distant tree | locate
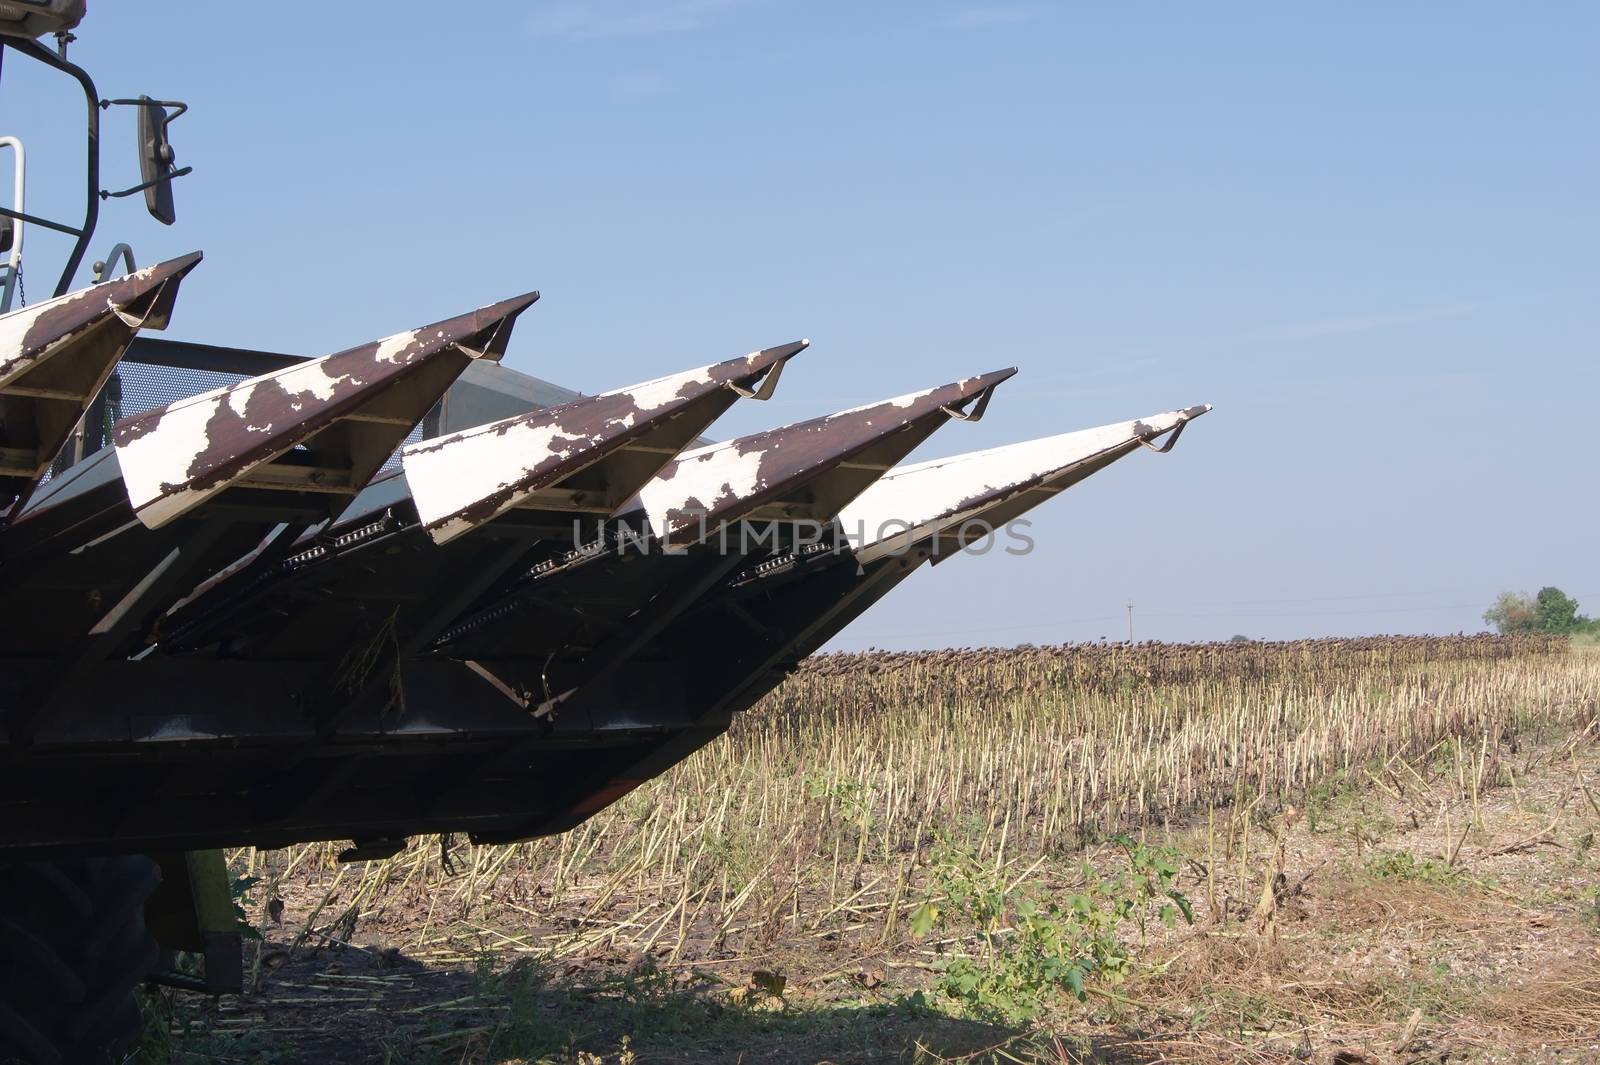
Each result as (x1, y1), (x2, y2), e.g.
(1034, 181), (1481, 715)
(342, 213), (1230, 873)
(1229, 634), (1252, 643)
(1485, 586), (1592, 635)
(1484, 591), (1536, 634)
(1534, 586), (1588, 634)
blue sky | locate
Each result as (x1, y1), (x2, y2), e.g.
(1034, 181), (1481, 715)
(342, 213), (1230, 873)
(4, 2), (1596, 647)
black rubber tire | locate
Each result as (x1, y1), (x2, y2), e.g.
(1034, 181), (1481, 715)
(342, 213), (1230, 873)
(0, 856), (163, 1065)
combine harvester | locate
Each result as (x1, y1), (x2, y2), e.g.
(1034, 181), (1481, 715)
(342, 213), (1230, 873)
(0, 5), (1210, 1061)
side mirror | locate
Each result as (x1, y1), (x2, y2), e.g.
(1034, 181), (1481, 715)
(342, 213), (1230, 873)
(101, 97), (192, 221)
(137, 96), (178, 225)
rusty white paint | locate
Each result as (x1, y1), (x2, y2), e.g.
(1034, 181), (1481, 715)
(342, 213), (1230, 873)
(0, 296), (73, 384)
(115, 390), (234, 528)
(0, 263), (164, 387)
(114, 292), (535, 528)
(631, 373), (1009, 542)
(828, 383), (940, 420)
(405, 418), (582, 544)
(636, 438), (768, 541)
(290, 360), (355, 403)
(818, 376), (996, 426)
(403, 356), (772, 545)
(116, 345), (414, 527)
(842, 406), (1211, 563)
(606, 363), (716, 422)
(374, 328), (422, 365)
(0, 315), (51, 386)
(604, 344), (796, 427)
(405, 345), (811, 545)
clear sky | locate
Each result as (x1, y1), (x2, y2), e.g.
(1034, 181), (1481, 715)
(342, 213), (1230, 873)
(4, 3), (1596, 648)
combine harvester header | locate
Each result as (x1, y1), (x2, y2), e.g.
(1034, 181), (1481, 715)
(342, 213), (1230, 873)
(0, 292), (1209, 853)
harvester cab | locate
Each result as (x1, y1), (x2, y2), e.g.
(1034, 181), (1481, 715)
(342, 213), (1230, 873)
(0, 11), (1210, 1064)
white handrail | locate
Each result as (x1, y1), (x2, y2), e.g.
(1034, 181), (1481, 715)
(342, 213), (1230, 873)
(0, 135), (23, 272)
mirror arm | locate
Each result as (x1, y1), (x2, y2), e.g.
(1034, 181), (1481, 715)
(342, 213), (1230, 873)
(102, 98), (188, 124)
(101, 166), (192, 200)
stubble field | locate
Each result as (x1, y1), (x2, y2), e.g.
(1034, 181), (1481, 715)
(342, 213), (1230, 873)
(141, 635), (1600, 1064)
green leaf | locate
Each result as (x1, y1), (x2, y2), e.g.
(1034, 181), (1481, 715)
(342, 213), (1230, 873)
(909, 901), (939, 939)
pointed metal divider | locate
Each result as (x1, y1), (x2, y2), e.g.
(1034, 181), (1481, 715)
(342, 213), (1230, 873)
(842, 404), (1212, 563)
(632, 368), (1017, 547)
(0, 252), (202, 518)
(113, 291), (539, 529)
(149, 340), (808, 672)
(404, 339), (807, 545)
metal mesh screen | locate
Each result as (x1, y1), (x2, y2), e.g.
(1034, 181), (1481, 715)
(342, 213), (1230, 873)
(114, 362), (249, 421)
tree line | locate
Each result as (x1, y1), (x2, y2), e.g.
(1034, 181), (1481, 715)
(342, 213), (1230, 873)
(1484, 586), (1597, 636)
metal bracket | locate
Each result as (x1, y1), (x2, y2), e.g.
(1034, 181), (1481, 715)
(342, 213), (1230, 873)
(727, 354), (787, 400)
(1137, 419), (1188, 454)
(462, 659), (534, 712)
(100, 166), (193, 201)
(941, 381), (999, 423)
(93, 241), (135, 283)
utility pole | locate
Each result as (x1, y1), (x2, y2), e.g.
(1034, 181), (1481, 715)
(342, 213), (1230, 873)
(1126, 602), (1134, 643)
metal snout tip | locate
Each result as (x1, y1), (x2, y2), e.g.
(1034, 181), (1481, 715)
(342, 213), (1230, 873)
(937, 367), (1016, 422)
(478, 290), (542, 320)
(748, 338), (809, 371)
(124, 249), (205, 286)
(967, 366), (1019, 391)
(731, 339), (808, 400)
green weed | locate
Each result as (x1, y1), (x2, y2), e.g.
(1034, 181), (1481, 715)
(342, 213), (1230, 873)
(1363, 850), (1460, 885)
(909, 835), (1191, 1022)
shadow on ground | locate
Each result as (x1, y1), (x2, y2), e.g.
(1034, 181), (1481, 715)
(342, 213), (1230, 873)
(137, 937), (1145, 1065)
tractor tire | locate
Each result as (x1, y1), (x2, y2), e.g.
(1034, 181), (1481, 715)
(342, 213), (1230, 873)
(0, 856), (163, 1065)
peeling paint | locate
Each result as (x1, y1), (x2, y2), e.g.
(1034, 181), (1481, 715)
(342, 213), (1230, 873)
(843, 404), (1211, 562)
(635, 368), (1017, 544)
(113, 291), (539, 529)
(0, 252), (201, 389)
(404, 340), (807, 544)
